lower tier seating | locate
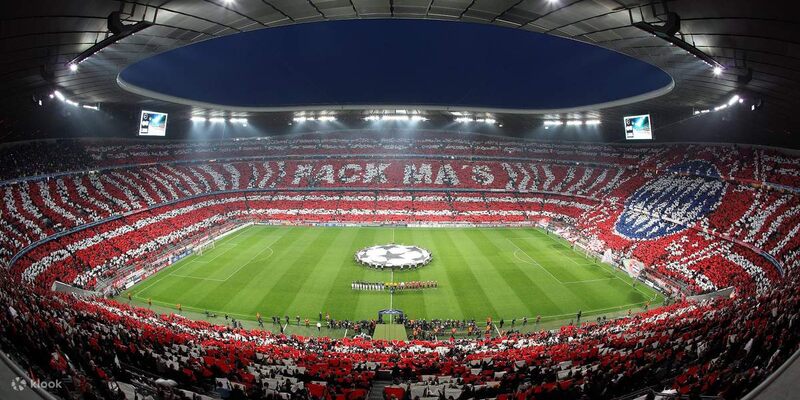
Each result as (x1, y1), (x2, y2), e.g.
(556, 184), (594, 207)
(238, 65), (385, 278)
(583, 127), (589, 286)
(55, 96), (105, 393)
(0, 268), (797, 399)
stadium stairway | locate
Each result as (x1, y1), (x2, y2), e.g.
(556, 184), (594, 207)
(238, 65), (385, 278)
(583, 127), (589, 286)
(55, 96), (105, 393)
(368, 379), (393, 400)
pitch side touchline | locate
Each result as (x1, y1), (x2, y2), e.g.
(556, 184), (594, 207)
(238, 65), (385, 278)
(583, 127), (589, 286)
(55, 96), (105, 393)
(167, 274), (227, 282)
(134, 286), (658, 325)
(561, 277), (615, 284)
(132, 296), (255, 318)
(134, 293), (658, 325)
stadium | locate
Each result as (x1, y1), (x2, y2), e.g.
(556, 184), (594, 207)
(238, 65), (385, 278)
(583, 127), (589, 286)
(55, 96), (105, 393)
(0, 1), (799, 400)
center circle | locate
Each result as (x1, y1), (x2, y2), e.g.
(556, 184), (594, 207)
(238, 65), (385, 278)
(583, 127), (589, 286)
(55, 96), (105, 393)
(355, 244), (432, 270)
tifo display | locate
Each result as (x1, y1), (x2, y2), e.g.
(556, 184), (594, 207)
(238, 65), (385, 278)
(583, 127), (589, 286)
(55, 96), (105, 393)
(0, 131), (798, 400)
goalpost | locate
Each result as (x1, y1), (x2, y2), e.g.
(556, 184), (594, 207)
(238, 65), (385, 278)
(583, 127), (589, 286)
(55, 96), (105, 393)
(195, 240), (215, 256)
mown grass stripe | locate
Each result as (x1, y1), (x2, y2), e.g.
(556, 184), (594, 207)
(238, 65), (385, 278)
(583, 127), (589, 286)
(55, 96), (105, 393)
(122, 226), (662, 323)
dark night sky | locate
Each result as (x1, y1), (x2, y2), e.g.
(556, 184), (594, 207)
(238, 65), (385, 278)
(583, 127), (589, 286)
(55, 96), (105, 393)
(120, 19), (673, 110)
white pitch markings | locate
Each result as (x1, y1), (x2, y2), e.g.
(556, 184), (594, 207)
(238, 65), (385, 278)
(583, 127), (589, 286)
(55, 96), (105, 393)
(219, 231), (285, 281)
(508, 238), (564, 284)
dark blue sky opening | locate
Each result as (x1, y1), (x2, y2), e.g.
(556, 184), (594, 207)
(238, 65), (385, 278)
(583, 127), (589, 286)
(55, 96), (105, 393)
(119, 19), (673, 110)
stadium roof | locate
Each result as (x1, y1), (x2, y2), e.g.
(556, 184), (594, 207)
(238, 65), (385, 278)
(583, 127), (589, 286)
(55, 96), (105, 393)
(1, 0), (798, 140)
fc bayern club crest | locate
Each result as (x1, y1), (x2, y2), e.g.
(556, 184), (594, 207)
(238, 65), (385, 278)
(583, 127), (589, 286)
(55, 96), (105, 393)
(615, 160), (726, 240)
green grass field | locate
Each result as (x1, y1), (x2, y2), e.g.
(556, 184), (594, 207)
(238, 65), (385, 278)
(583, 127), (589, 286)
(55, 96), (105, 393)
(124, 225), (661, 326)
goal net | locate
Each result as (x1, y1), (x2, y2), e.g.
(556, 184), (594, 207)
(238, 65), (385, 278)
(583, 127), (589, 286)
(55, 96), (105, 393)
(195, 241), (215, 256)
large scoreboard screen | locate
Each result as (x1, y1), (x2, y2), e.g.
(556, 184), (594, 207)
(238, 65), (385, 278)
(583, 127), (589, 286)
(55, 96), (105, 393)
(139, 110), (168, 137)
(624, 114), (653, 140)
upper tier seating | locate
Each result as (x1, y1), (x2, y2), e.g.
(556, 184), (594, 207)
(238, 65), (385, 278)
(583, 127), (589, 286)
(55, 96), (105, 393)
(3, 132), (800, 188)
(1, 151), (792, 297)
(0, 159), (624, 267)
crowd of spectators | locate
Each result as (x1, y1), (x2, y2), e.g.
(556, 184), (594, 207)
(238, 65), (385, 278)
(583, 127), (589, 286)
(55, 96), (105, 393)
(3, 133), (800, 189)
(1, 266), (798, 399)
(1, 133), (800, 399)
(0, 139), (89, 181)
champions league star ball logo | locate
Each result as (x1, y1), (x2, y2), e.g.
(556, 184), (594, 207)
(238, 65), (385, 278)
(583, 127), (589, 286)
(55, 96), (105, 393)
(615, 160), (726, 240)
(356, 244), (432, 269)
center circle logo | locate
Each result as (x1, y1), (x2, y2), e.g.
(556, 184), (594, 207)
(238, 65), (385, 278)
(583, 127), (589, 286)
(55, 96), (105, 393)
(11, 377), (27, 391)
(615, 160), (726, 240)
(355, 244), (432, 269)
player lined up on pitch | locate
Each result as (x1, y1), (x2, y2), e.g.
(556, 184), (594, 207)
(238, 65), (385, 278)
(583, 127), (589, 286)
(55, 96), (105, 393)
(351, 280), (438, 291)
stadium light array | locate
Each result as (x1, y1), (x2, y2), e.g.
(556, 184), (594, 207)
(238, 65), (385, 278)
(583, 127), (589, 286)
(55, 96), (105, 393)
(454, 116), (496, 125)
(543, 119), (600, 128)
(713, 66), (723, 76)
(363, 114), (427, 122)
(191, 116), (247, 125)
(293, 114), (337, 123)
(65, 12), (152, 68)
(695, 94), (744, 115)
(45, 89), (102, 111)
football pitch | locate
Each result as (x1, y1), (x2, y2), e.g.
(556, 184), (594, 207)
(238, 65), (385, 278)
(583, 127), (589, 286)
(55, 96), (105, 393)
(124, 225), (662, 326)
